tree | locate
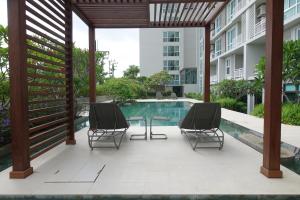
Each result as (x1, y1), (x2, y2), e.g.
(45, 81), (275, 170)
(255, 40), (300, 102)
(214, 79), (261, 101)
(73, 47), (107, 97)
(145, 71), (172, 92)
(0, 25), (9, 108)
(123, 65), (140, 79)
(98, 78), (146, 102)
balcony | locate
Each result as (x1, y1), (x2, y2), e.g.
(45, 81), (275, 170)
(284, 3), (300, 21)
(254, 18), (266, 37)
(225, 74), (232, 80)
(234, 68), (244, 80)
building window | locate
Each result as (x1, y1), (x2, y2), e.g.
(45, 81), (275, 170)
(180, 68), (197, 84)
(296, 28), (300, 40)
(163, 32), (180, 42)
(284, 0), (300, 20)
(227, 0), (236, 23)
(225, 58), (231, 76)
(226, 26), (237, 50)
(215, 38), (221, 56)
(169, 74), (180, 85)
(163, 46), (180, 56)
(215, 15), (222, 33)
(163, 60), (180, 71)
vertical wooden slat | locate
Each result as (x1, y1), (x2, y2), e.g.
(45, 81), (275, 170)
(89, 26), (96, 103)
(260, 0), (283, 178)
(65, 0), (76, 145)
(8, 0), (33, 179)
(204, 24), (211, 103)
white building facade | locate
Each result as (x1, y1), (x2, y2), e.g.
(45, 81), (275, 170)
(140, 28), (203, 97)
(205, 0), (300, 112)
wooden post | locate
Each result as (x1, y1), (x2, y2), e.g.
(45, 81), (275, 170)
(89, 26), (96, 103)
(260, 0), (283, 178)
(65, 0), (76, 145)
(204, 24), (211, 102)
(8, 0), (33, 179)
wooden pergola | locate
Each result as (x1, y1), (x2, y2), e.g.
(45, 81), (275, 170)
(8, 0), (283, 179)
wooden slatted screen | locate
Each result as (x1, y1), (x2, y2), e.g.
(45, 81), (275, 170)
(24, 0), (73, 159)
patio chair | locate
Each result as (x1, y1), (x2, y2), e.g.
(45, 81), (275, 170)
(170, 92), (177, 99)
(87, 103), (130, 150)
(156, 91), (163, 99)
(179, 103), (224, 150)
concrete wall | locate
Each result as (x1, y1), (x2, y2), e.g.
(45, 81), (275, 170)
(244, 44), (265, 79)
(183, 84), (199, 94)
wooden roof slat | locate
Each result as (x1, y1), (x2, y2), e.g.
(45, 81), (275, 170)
(200, 2), (217, 24)
(186, 2), (199, 25)
(71, 0), (228, 28)
(182, 3), (193, 24)
(163, 3), (169, 26)
(168, 3), (175, 25)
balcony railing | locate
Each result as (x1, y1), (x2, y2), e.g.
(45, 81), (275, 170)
(234, 68), (244, 79)
(210, 75), (218, 84)
(225, 74), (232, 80)
(254, 18), (266, 37)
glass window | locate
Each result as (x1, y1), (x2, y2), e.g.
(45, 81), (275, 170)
(297, 28), (300, 39)
(227, 0), (236, 22)
(284, 0), (300, 20)
(215, 38), (221, 56)
(163, 46), (180, 56)
(226, 27), (236, 50)
(169, 74), (180, 85)
(163, 60), (180, 71)
(225, 58), (231, 75)
(215, 16), (221, 33)
(163, 31), (180, 42)
(180, 68), (197, 84)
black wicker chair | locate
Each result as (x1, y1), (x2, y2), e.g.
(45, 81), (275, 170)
(179, 103), (224, 150)
(87, 103), (129, 150)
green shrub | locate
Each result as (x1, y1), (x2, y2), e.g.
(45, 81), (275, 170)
(97, 78), (146, 102)
(251, 104), (264, 118)
(251, 103), (300, 126)
(185, 92), (203, 100)
(216, 98), (247, 113)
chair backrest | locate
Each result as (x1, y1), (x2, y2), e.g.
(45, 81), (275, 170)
(156, 91), (163, 99)
(89, 103), (129, 130)
(171, 92), (177, 98)
(180, 103), (221, 130)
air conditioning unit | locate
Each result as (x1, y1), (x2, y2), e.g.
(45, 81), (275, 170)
(257, 4), (266, 18)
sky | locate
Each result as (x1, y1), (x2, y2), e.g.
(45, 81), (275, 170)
(0, 0), (140, 77)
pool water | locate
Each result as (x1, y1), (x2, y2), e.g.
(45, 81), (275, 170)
(120, 101), (191, 126)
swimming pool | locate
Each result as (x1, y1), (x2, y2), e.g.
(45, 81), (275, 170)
(120, 101), (191, 126)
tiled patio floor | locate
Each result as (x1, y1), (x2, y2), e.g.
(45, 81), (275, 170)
(0, 126), (300, 195)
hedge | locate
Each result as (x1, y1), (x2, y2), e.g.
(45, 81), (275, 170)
(251, 103), (300, 126)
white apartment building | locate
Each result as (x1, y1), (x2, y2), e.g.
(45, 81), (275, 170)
(202, 0), (300, 112)
(140, 28), (203, 97)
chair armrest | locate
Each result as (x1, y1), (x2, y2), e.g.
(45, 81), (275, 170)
(152, 116), (170, 121)
(127, 116), (145, 121)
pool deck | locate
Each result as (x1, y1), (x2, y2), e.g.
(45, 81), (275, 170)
(0, 126), (300, 195)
